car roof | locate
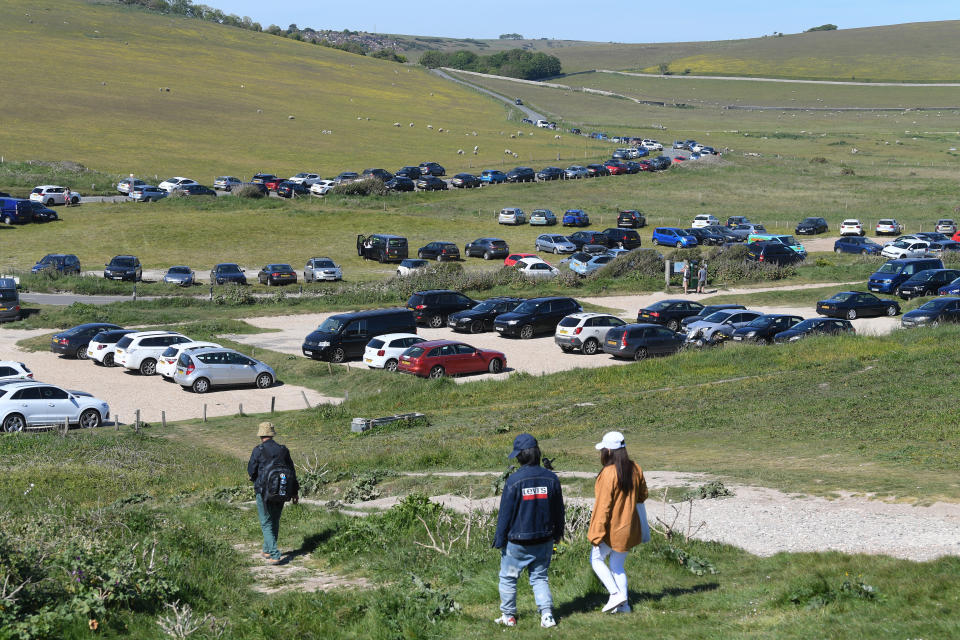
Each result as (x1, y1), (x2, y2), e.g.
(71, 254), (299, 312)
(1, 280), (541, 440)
(127, 330), (184, 338)
(565, 312), (619, 320)
(414, 289), (462, 295)
(184, 346), (242, 356)
(111, 254), (138, 259)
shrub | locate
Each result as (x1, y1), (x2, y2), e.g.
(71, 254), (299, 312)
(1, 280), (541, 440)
(840, 167), (855, 175)
(236, 184), (265, 198)
(592, 248), (664, 279)
(810, 157), (828, 164)
(328, 178), (386, 197)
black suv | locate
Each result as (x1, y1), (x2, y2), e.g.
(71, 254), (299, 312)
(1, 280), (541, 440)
(684, 227), (725, 246)
(647, 156), (671, 171)
(602, 228), (642, 249)
(418, 162), (446, 177)
(568, 231), (612, 250)
(731, 314), (804, 344)
(363, 168), (394, 181)
(505, 167), (535, 183)
(585, 164), (610, 177)
(494, 297), (583, 339)
(637, 299), (705, 332)
(448, 297), (524, 333)
(357, 234), (409, 262)
(464, 238), (509, 259)
(276, 181), (309, 198)
(895, 268), (960, 300)
(32, 253), (80, 275)
(418, 241), (460, 261)
(384, 177), (415, 192)
(104, 255), (142, 282)
(617, 210), (646, 228)
(745, 242), (804, 266)
(395, 166), (423, 180)
(407, 290), (477, 328)
(796, 217), (828, 235)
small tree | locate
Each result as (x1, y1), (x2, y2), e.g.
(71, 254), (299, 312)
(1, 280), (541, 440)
(806, 24), (838, 32)
(658, 62), (672, 75)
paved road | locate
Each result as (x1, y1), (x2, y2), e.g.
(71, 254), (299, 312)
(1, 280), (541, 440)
(21, 292), (143, 306)
(597, 69), (960, 88)
(430, 68), (547, 122)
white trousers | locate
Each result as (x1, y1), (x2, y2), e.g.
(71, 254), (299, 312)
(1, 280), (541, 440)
(590, 542), (628, 597)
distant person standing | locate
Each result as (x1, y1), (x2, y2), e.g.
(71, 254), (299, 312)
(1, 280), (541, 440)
(247, 421), (299, 565)
(697, 262), (708, 294)
(681, 262), (690, 293)
(63, 187), (72, 207)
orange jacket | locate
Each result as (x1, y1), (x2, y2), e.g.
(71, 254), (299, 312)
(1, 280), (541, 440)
(587, 462), (648, 552)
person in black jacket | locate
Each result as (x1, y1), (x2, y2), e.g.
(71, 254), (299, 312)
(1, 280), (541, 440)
(492, 433), (565, 628)
(247, 421), (298, 565)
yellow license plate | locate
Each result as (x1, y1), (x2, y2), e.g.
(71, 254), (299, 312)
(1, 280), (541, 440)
(364, 358), (372, 363)
(607, 340), (617, 345)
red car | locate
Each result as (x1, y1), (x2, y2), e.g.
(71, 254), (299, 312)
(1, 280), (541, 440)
(604, 161), (626, 175)
(397, 339), (506, 378)
(953, 230), (960, 243)
(504, 253), (537, 266)
(264, 178), (285, 191)
(637, 160), (654, 172)
(672, 156), (687, 163)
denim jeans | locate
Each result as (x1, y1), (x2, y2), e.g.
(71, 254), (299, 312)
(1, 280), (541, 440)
(256, 494), (284, 560)
(498, 540), (554, 616)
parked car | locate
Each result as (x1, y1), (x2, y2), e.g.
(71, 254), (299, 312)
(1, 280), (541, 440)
(415, 176), (448, 191)
(156, 341), (222, 379)
(641, 139), (663, 151)
(357, 233), (409, 263)
(418, 241), (460, 261)
(745, 242), (804, 266)
(729, 223), (768, 241)
(529, 209), (558, 226)
(567, 253), (613, 276)
(816, 291), (899, 319)
(174, 348), (275, 393)
(398, 340), (506, 378)
(894, 269), (960, 299)
(726, 216), (750, 228)
(562, 209), (590, 227)
(494, 297), (583, 339)
(638, 299), (705, 332)
(450, 173), (480, 188)
(795, 217), (829, 235)
(691, 214), (720, 228)
(129, 185), (168, 202)
(302, 308), (417, 362)
(774, 318), (854, 342)
(680, 304), (746, 330)
(602, 228), (642, 250)
(362, 168), (394, 182)
(397, 258), (429, 277)
(617, 210), (646, 228)
(747, 233), (807, 258)
(213, 176), (243, 191)
(157, 177), (198, 192)
(498, 208), (526, 225)
(29, 185), (80, 205)
(901, 297), (960, 328)
(0, 362), (32, 382)
(32, 253), (80, 275)
(516, 257), (559, 280)
(554, 313), (626, 354)
(935, 219), (958, 235)
(938, 276), (960, 296)
(103, 255), (141, 282)
(927, 241), (960, 257)
(384, 177), (415, 192)
(875, 219), (904, 236)
(115, 331), (191, 375)
(0, 382), (110, 432)
(703, 225), (742, 243)
(117, 178), (147, 194)
(448, 297), (524, 333)
(465, 238), (509, 260)
(647, 156), (672, 171)
(585, 164), (610, 177)
(684, 227), (724, 246)
(604, 160), (627, 175)
(407, 290), (476, 327)
(86, 329), (136, 366)
(310, 179), (337, 195)
(0, 278), (19, 323)
(834, 236), (883, 255)
(564, 166), (589, 179)
(304, 257), (343, 282)
(868, 258), (944, 294)
(334, 171), (361, 184)
(418, 162), (446, 177)
(881, 239), (930, 260)
(535, 234), (576, 254)
(730, 314), (804, 344)
(912, 232), (950, 243)
(505, 253), (538, 267)
(51, 323), (123, 360)
(685, 309), (762, 346)
(505, 167), (535, 183)
(276, 181), (309, 198)
(163, 266), (195, 286)
(602, 323), (684, 360)
(210, 263), (247, 285)
(25, 201), (58, 222)
(257, 264), (297, 286)
(287, 172), (321, 186)
(480, 169), (508, 184)
(839, 219), (865, 236)
(653, 227), (698, 248)
(363, 334), (427, 371)
(174, 184), (216, 197)
(250, 173), (278, 185)
(536, 167), (564, 181)
(568, 231), (611, 250)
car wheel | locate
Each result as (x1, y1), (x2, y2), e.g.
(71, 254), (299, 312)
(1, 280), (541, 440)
(429, 365), (445, 379)
(846, 309), (857, 320)
(191, 377), (211, 394)
(78, 409), (101, 429)
(860, 249), (868, 255)
(103, 353), (115, 366)
(519, 325), (534, 340)
(489, 358), (504, 373)
(384, 359), (398, 372)
(139, 358), (157, 375)
(428, 314), (444, 328)
(470, 320), (484, 334)
(46, 198), (55, 205)
(930, 320), (940, 328)
(418, 251), (424, 258)
(554, 247), (559, 254)
(667, 319), (679, 332)
(75, 346), (89, 360)
(255, 372), (273, 389)
(484, 252), (491, 260)
(329, 347), (346, 363)
(676, 241), (683, 248)
(71, 196), (80, 205)
(583, 338), (599, 355)
(634, 347), (648, 361)
(886, 305), (897, 316)
(2, 215), (11, 225)
(2, 413), (25, 433)
(378, 253), (385, 263)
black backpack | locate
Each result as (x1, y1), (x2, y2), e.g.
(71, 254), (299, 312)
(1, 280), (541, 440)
(259, 444), (297, 504)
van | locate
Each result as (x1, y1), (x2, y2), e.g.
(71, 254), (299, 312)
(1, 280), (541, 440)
(747, 233), (806, 257)
(301, 308), (417, 362)
(867, 257), (944, 294)
(0, 198), (33, 225)
(0, 278), (20, 322)
(357, 234), (409, 263)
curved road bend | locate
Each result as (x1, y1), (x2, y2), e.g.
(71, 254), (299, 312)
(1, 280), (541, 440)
(430, 69), (547, 122)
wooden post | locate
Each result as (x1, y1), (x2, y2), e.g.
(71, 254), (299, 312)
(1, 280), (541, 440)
(270, 396), (276, 414)
(664, 259), (671, 289)
(135, 409), (141, 433)
(326, 361), (332, 375)
(115, 414), (120, 431)
(239, 403), (243, 416)
(301, 390), (311, 408)
(203, 404), (207, 423)
(161, 411), (166, 429)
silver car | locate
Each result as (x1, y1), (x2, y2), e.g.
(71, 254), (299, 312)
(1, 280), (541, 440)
(163, 266), (195, 286)
(304, 257), (343, 282)
(565, 165), (588, 179)
(174, 347), (275, 394)
(685, 310), (762, 346)
(0, 381), (109, 431)
(213, 176), (243, 191)
(535, 234), (577, 254)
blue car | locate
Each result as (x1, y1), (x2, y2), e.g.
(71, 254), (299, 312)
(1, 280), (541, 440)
(562, 209), (590, 227)
(480, 170), (507, 184)
(938, 276), (960, 296)
(652, 227), (698, 248)
(834, 236), (882, 255)
(567, 252), (614, 276)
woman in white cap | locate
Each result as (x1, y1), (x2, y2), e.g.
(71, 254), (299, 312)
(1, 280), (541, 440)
(587, 430), (649, 613)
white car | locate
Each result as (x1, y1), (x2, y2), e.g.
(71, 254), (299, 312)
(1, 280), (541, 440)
(114, 331), (192, 375)
(304, 257), (343, 282)
(29, 185), (80, 206)
(515, 257), (559, 280)
(156, 341), (222, 379)
(0, 381), (110, 431)
(288, 172), (322, 186)
(117, 178), (147, 194)
(397, 259), (429, 277)
(641, 139), (663, 151)
(0, 361), (33, 381)
(363, 333), (426, 371)
(839, 219), (865, 237)
(691, 214), (720, 228)
(554, 312), (626, 355)
(564, 166), (589, 179)
(498, 208), (526, 225)
(310, 180), (336, 196)
(213, 176), (243, 191)
(86, 329), (135, 366)
(875, 219), (904, 236)
(880, 240), (930, 259)
(158, 177), (198, 192)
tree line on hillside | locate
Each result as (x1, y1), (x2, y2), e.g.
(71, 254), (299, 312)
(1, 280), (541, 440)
(418, 49), (562, 80)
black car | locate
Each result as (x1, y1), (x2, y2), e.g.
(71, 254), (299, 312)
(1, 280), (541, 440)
(505, 167), (536, 183)
(568, 231), (612, 250)
(51, 322), (123, 359)
(210, 263), (247, 285)
(816, 291), (899, 319)
(494, 297), (583, 339)
(418, 241), (460, 261)
(895, 269), (960, 299)
(796, 217), (829, 235)
(384, 177), (415, 192)
(647, 156), (671, 171)
(617, 210), (646, 228)
(415, 176), (448, 191)
(334, 171), (360, 184)
(276, 181), (309, 198)
(585, 164), (610, 177)
(464, 238), (509, 260)
(602, 228), (642, 250)
(251, 173), (278, 184)
(731, 314), (804, 344)
(419, 162), (446, 177)
(257, 263), (297, 286)
(362, 168), (394, 182)
(104, 255), (142, 282)
(407, 290), (477, 328)
(680, 304), (746, 330)
(536, 167), (564, 181)
(27, 201), (59, 222)
(622, 161), (643, 174)
(703, 225), (741, 243)
(602, 323), (684, 360)
(450, 173), (480, 188)
(448, 297), (524, 333)
(395, 166), (422, 180)
(901, 297), (960, 327)
(774, 318), (854, 343)
(745, 242), (805, 266)
(684, 228), (724, 246)
(176, 184), (217, 196)
(303, 308), (416, 362)
(637, 299), (705, 332)
(358, 234), (408, 262)
(834, 236), (882, 255)
(32, 253), (80, 275)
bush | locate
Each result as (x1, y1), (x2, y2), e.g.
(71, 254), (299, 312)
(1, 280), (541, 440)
(328, 178), (386, 197)
(236, 184), (265, 198)
(592, 248), (664, 279)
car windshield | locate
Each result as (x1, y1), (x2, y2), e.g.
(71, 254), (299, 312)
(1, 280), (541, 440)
(570, 253), (590, 262)
(513, 300), (540, 314)
(160, 346), (179, 357)
(38, 254), (56, 264)
(110, 257), (135, 267)
(317, 317), (344, 333)
(746, 316), (775, 329)
(550, 236), (567, 242)
(702, 311), (735, 323)
(912, 271), (937, 281)
(791, 319), (819, 332)
(778, 236), (798, 245)
(472, 300), (500, 312)
(270, 264), (292, 271)
(918, 298), (952, 311)
(219, 264), (241, 274)
(367, 338), (385, 349)
(828, 293), (855, 302)
(314, 260), (335, 268)
(404, 346), (425, 358)
(876, 263), (902, 274)
(801, 218), (819, 224)
(168, 267), (190, 274)
(879, 220), (894, 225)
(387, 239), (405, 247)
(646, 301), (674, 311)
(0, 290), (16, 302)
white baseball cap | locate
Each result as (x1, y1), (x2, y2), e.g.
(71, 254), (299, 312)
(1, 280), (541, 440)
(595, 431), (625, 451)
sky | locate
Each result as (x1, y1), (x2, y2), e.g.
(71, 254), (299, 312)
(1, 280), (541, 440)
(210, 1), (958, 42)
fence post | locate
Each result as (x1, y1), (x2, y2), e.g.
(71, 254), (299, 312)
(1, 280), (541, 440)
(270, 396), (276, 414)
(115, 414), (120, 431)
(301, 390), (311, 409)
(134, 409), (141, 433)
(238, 403), (243, 417)
(664, 259), (670, 289)
(161, 411), (166, 429)
(203, 404), (207, 423)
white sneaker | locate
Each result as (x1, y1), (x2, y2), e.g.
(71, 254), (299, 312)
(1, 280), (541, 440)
(494, 614), (517, 627)
(540, 612), (556, 628)
(601, 593), (627, 613)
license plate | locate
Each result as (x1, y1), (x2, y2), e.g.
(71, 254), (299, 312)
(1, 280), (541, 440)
(822, 305), (831, 309)
(607, 340), (617, 346)
(87, 349), (95, 356)
(176, 368), (184, 375)
(364, 358), (372, 363)
(733, 336), (742, 341)
(869, 287), (879, 292)
(304, 350), (313, 355)
(496, 326), (504, 332)
(558, 329), (569, 335)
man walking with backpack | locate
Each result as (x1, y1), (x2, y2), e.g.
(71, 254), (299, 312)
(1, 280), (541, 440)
(247, 422), (299, 565)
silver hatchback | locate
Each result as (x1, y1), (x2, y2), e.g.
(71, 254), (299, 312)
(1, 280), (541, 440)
(173, 347), (275, 394)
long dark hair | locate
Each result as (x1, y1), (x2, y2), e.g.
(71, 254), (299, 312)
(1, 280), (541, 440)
(600, 447), (634, 493)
